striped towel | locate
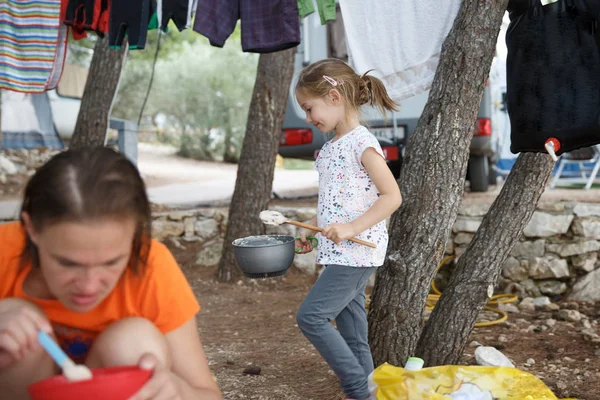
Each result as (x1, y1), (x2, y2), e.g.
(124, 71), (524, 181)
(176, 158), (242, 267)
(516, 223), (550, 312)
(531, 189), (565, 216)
(0, 0), (65, 93)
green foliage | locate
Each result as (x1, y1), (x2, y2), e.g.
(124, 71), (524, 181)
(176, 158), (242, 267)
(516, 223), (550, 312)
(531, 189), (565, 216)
(112, 23), (258, 162)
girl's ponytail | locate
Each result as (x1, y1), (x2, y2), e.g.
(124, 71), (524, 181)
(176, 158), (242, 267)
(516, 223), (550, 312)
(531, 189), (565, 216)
(359, 70), (400, 116)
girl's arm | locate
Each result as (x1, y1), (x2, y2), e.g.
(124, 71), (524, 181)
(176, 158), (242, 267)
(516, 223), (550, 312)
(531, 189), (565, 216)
(351, 147), (403, 233)
(324, 147), (402, 244)
(166, 317), (222, 399)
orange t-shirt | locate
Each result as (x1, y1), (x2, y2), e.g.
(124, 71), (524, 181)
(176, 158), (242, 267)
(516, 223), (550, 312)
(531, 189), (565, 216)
(0, 221), (200, 363)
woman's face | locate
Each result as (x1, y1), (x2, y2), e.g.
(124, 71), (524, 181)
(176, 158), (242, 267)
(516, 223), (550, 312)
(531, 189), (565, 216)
(23, 214), (136, 313)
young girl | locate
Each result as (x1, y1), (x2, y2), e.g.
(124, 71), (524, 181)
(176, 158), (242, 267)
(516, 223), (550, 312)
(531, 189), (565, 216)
(0, 147), (221, 400)
(294, 59), (402, 400)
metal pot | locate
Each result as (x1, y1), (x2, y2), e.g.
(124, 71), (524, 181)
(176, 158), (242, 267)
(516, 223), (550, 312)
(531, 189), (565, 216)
(232, 235), (296, 279)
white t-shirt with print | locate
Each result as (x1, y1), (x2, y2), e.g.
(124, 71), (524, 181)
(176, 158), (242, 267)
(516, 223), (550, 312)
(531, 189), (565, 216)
(314, 125), (388, 267)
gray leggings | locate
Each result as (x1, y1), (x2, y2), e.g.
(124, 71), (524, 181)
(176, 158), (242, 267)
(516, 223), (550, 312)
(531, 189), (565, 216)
(296, 264), (377, 400)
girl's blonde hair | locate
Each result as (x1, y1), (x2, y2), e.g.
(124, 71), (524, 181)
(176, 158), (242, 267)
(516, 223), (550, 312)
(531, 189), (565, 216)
(295, 58), (399, 116)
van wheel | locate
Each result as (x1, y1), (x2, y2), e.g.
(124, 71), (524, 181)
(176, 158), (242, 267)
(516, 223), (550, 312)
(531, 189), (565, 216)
(468, 155), (489, 192)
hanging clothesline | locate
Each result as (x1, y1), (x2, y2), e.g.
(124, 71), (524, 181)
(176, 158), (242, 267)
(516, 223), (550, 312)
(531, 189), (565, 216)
(0, 0), (336, 94)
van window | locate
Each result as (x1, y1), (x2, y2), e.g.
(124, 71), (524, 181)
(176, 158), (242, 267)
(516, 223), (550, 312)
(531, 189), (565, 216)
(327, 5), (348, 62)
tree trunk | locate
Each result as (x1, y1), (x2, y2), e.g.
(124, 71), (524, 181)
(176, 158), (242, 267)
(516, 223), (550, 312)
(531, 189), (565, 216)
(217, 49), (295, 282)
(368, 0), (508, 367)
(416, 153), (554, 365)
(70, 36), (128, 149)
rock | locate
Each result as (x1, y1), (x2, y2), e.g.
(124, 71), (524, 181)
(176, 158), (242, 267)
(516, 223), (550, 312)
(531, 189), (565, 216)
(0, 155), (18, 175)
(194, 219), (219, 240)
(511, 239), (546, 258)
(168, 210), (196, 221)
(546, 240), (600, 257)
(526, 358), (536, 366)
(572, 217), (600, 240)
(243, 365), (261, 375)
(184, 217), (195, 237)
(498, 335), (508, 343)
(469, 341), (483, 348)
(455, 247), (467, 259)
(195, 239), (224, 266)
(569, 268), (600, 302)
(544, 303), (560, 311)
(454, 233), (474, 245)
(558, 309), (582, 322)
(504, 282), (526, 298)
(523, 212), (573, 238)
(502, 257), (529, 282)
(533, 296), (551, 308)
(453, 216), (482, 233)
(560, 302), (579, 310)
(520, 279), (543, 298)
(538, 280), (567, 296)
(571, 252), (598, 273)
(537, 202), (568, 212)
(582, 319), (592, 329)
(498, 302), (520, 314)
(458, 204), (490, 217)
(573, 203), (600, 217)
(528, 257), (570, 279)
(518, 297), (535, 312)
(445, 239), (454, 255)
(545, 318), (557, 328)
(293, 251), (318, 276)
(595, 349), (600, 357)
(474, 346), (514, 368)
(295, 208), (317, 222)
(0, 173), (6, 184)
(152, 219), (185, 241)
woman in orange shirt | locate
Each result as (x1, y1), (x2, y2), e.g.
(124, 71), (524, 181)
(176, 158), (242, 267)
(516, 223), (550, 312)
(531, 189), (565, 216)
(0, 147), (221, 400)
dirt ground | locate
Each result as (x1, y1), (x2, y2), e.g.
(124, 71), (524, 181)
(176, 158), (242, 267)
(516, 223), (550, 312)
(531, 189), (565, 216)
(167, 239), (600, 400)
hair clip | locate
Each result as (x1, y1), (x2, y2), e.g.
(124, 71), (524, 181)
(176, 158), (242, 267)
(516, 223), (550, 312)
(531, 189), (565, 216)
(323, 75), (340, 86)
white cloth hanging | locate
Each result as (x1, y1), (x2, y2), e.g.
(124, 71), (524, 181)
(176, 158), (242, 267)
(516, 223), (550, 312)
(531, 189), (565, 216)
(339, 0), (461, 101)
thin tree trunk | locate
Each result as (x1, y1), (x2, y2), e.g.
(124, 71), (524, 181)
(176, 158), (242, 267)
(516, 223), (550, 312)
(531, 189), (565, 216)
(368, 0), (508, 367)
(70, 36), (128, 149)
(416, 152), (554, 365)
(218, 49), (295, 282)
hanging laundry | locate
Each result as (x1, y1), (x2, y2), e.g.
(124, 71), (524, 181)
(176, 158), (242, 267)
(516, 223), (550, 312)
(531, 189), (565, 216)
(0, 0), (67, 93)
(339, 0), (461, 102)
(193, 0), (300, 53)
(63, 0), (110, 39)
(157, 0), (196, 31)
(506, 0), (600, 157)
(297, 0), (336, 25)
(109, 0), (152, 49)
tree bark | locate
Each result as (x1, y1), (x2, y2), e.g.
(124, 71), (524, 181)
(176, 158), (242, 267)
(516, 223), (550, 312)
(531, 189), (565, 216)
(217, 49), (295, 282)
(70, 36), (128, 149)
(368, 0), (508, 367)
(416, 153), (554, 365)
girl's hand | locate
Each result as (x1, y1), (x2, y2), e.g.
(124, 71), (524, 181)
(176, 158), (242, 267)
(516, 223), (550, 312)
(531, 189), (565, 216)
(0, 299), (53, 369)
(323, 223), (357, 245)
(128, 353), (181, 400)
(295, 228), (316, 254)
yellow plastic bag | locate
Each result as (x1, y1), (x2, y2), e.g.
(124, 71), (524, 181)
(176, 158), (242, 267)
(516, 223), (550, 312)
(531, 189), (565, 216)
(369, 363), (577, 400)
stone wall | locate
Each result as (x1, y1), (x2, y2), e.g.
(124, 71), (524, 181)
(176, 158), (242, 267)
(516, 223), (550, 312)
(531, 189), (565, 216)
(152, 202), (600, 303)
(450, 202), (600, 303)
(4, 201), (598, 302)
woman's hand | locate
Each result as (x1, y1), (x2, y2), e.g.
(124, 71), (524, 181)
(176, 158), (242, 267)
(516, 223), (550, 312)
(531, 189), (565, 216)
(323, 223), (357, 245)
(128, 353), (181, 400)
(0, 299), (53, 369)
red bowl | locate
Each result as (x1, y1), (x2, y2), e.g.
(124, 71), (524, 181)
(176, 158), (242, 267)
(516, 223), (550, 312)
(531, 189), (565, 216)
(28, 365), (152, 400)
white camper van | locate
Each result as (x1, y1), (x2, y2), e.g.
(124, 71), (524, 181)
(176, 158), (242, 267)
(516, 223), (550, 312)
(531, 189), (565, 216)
(279, 5), (502, 192)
